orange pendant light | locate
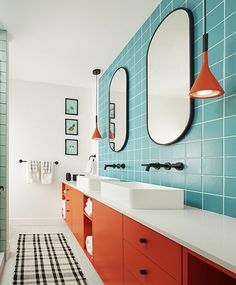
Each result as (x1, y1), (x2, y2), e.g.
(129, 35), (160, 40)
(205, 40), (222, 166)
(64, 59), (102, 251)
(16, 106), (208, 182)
(189, 0), (224, 99)
(92, 69), (102, 140)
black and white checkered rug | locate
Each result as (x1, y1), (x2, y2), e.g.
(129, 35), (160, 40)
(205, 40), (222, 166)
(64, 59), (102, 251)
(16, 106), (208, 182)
(13, 233), (88, 284)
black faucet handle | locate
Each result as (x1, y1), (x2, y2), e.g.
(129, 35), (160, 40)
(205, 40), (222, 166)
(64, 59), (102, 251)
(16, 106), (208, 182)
(163, 162), (172, 170)
(171, 162), (184, 171)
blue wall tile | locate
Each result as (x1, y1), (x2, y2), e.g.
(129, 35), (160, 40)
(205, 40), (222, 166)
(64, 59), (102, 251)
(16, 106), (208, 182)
(202, 139), (223, 157)
(226, 12), (236, 37)
(225, 158), (236, 177)
(204, 100), (223, 121)
(226, 33), (236, 57)
(203, 176), (223, 195)
(225, 178), (236, 198)
(185, 191), (202, 209)
(186, 175), (202, 192)
(203, 119), (223, 139)
(224, 198), (236, 218)
(225, 74), (236, 97)
(99, 0), (236, 218)
(203, 194), (223, 214)
(226, 0), (236, 16)
(225, 116), (236, 136)
(202, 158), (223, 176)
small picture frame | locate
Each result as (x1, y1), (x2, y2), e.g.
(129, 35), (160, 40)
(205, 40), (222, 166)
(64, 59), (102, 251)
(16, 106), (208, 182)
(110, 142), (115, 151)
(110, 122), (115, 139)
(65, 119), (78, 135)
(109, 103), (115, 119)
(65, 139), (78, 155)
(65, 98), (78, 115)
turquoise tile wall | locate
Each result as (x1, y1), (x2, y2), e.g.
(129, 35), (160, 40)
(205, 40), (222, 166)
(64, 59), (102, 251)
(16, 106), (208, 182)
(98, 0), (236, 218)
(0, 30), (7, 251)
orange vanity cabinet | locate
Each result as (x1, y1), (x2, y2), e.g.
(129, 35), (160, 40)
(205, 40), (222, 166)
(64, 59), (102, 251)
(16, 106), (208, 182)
(93, 200), (123, 285)
(71, 188), (84, 247)
(62, 183), (236, 285)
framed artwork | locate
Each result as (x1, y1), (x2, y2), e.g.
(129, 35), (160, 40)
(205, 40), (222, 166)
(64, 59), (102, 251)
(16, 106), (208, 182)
(65, 119), (78, 135)
(109, 103), (115, 119)
(65, 98), (78, 115)
(110, 122), (115, 139)
(65, 139), (78, 155)
(110, 142), (115, 151)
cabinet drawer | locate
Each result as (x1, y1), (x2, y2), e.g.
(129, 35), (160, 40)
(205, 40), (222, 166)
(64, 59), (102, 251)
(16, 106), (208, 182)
(124, 267), (142, 285)
(123, 216), (182, 282)
(124, 241), (180, 285)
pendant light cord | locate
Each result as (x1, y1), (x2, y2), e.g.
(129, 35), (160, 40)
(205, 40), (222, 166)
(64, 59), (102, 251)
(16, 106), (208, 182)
(95, 73), (98, 117)
(202, 0), (208, 52)
(204, 0), (206, 34)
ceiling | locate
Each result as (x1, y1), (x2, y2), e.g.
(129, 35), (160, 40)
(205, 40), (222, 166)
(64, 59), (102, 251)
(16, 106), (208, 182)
(0, 0), (161, 88)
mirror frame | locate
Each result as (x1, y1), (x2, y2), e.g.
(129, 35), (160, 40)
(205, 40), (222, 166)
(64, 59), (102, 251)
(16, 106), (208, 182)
(146, 8), (194, 145)
(108, 67), (129, 152)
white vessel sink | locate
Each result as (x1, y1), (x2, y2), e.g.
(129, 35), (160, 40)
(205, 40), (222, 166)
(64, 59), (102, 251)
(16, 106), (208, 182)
(101, 181), (184, 209)
(77, 175), (118, 191)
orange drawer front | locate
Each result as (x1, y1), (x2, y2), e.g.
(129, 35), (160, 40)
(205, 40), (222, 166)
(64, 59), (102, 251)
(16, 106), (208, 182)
(123, 216), (182, 282)
(124, 241), (180, 285)
(124, 267), (142, 285)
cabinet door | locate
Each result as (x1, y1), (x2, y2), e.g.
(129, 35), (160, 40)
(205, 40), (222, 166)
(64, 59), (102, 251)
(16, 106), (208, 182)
(71, 189), (84, 247)
(65, 186), (72, 228)
(93, 200), (123, 285)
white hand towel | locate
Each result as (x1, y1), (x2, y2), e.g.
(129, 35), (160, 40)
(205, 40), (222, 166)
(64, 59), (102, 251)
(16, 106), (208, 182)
(27, 160), (40, 183)
(91, 160), (97, 175)
(85, 159), (97, 174)
(86, 236), (93, 255)
(85, 206), (92, 217)
(85, 159), (93, 173)
(86, 198), (92, 208)
(41, 161), (53, 184)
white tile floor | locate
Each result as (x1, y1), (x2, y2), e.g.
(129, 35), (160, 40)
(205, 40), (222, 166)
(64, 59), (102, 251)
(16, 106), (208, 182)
(0, 220), (104, 285)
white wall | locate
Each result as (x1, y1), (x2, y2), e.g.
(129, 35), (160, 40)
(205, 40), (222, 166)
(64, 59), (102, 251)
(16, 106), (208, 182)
(9, 79), (93, 221)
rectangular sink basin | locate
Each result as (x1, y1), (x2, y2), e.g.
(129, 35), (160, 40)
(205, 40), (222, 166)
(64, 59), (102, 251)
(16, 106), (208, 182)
(101, 181), (184, 209)
(77, 175), (118, 191)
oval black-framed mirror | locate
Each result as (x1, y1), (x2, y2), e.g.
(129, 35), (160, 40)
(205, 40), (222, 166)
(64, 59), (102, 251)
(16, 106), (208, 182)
(147, 8), (194, 145)
(108, 67), (128, 152)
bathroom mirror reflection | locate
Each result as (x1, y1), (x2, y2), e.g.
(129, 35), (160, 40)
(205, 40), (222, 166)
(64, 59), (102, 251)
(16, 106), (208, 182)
(109, 67), (128, 152)
(147, 8), (194, 145)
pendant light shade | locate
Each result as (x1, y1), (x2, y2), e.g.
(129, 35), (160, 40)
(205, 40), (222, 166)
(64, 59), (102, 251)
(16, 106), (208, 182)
(189, 51), (224, 99)
(92, 69), (102, 140)
(92, 116), (102, 140)
(189, 0), (224, 99)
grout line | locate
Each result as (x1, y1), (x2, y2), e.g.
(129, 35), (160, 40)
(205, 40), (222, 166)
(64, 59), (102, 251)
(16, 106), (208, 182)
(222, 0), (226, 215)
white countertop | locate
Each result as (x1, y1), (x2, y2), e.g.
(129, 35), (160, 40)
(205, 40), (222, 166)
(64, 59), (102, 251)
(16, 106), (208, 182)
(63, 180), (236, 274)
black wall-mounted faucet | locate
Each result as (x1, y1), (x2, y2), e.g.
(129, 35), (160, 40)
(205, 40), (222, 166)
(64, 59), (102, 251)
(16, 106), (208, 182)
(104, 163), (126, 170)
(141, 163), (161, 172)
(142, 162), (184, 171)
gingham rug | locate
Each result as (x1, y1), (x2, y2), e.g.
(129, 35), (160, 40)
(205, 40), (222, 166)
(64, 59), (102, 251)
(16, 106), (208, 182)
(13, 233), (88, 284)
